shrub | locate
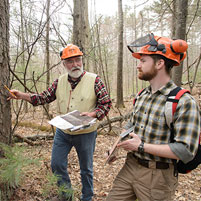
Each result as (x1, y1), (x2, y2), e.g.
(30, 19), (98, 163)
(42, 173), (79, 200)
(0, 143), (38, 201)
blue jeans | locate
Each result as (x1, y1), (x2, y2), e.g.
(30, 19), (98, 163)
(51, 128), (97, 201)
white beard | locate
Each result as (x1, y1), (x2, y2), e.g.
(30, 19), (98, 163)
(67, 66), (83, 78)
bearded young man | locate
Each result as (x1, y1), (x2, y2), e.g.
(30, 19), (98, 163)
(106, 34), (200, 201)
(9, 44), (112, 201)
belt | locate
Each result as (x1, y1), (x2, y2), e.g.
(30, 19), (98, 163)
(133, 154), (169, 169)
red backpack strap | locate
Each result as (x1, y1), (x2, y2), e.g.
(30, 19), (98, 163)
(172, 89), (190, 116)
(165, 87), (190, 128)
(133, 88), (146, 106)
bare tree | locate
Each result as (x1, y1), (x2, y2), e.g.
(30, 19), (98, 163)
(171, 0), (176, 38)
(172, 0), (188, 86)
(73, 0), (90, 69)
(45, 0), (51, 113)
(0, 0), (12, 147)
(116, 0), (125, 108)
(134, 3), (138, 94)
(19, 0), (28, 113)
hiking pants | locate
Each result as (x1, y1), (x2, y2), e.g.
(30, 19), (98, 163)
(106, 152), (178, 201)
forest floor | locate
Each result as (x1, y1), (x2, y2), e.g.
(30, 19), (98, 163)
(9, 97), (201, 201)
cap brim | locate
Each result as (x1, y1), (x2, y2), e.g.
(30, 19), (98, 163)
(62, 53), (83, 60)
(132, 52), (141, 59)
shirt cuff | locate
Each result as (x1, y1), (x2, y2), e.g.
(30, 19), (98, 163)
(95, 109), (105, 120)
(30, 94), (38, 106)
(169, 142), (194, 163)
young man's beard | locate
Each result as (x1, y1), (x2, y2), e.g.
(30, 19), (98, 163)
(67, 66), (83, 78)
(138, 64), (157, 81)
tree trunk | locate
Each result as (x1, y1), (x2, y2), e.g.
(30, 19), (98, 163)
(134, 3), (138, 94)
(0, 0), (12, 199)
(139, 11), (145, 89)
(73, 0), (90, 70)
(0, 0), (12, 147)
(45, 0), (50, 114)
(20, 0), (28, 112)
(172, 0), (188, 86)
(171, 0), (176, 38)
(90, 0), (98, 75)
(116, 0), (125, 108)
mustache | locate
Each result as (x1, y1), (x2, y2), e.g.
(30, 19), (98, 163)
(71, 67), (81, 71)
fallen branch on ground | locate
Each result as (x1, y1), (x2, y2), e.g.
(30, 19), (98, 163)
(13, 112), (132, 144)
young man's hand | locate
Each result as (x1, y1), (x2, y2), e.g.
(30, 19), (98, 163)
(117, 133), (141, 151)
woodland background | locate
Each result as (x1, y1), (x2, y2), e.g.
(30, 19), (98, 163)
(0, 0), (201, 200)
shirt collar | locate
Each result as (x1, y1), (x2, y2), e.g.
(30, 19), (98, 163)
(145, 80), (177, 96)
(158, 80), (177, 95)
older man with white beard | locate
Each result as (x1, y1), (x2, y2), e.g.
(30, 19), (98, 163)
(9, 44), (112, 201)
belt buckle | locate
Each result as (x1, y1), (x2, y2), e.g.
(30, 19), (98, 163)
(134, 154), (169, 169)
(137, 157), (149, 168)
(156, 161), (169, 169)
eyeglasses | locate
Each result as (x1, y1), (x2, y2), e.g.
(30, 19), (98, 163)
(64, 57), (82, 65)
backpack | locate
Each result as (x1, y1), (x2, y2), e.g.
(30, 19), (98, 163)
(134, 86), (201, 174)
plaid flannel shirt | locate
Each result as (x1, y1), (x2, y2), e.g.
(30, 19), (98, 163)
(30, 71), (112, 120)
(128, 81), (200, 163)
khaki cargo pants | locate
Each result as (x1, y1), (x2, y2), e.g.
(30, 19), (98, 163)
(106, 153), (178, 201)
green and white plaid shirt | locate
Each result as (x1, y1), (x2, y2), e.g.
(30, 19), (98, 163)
(127, 80), (200, 163)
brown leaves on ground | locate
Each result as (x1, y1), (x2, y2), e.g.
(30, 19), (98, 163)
(11, 132), (201, 201)
(11, 100), (201, 201)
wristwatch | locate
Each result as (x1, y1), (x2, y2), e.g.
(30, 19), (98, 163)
(138, 141), (144, 154)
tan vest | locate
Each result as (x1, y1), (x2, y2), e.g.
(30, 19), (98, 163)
(56, 72), (97, 135)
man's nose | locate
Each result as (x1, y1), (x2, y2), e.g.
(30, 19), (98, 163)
(72, 60), (78, 66)
(137, 63), (141, 69)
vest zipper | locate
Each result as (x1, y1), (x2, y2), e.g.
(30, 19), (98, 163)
(67, 89), (72, 113)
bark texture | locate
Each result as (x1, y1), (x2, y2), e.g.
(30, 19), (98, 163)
(0, 0), (12, 146)
(172, 0), (188, 86)
(116, 0), (125, 108)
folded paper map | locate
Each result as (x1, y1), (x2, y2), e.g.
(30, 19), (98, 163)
(48, 110), (97, 131)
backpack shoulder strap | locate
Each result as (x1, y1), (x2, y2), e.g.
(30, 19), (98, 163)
(165, 86), (190, 128)
(133, 88), (146, 106)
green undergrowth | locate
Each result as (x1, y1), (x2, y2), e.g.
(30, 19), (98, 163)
(0, 143), (39, 201)
(42, 173), (80, 201)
